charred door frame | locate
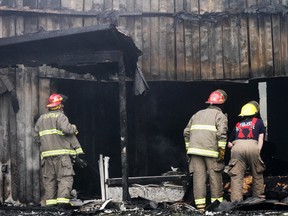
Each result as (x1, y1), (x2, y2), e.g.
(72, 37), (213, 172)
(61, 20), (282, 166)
(0, 24), (141, 202)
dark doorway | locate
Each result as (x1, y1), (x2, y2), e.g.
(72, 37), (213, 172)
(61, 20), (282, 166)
(55, 79), (261, 198)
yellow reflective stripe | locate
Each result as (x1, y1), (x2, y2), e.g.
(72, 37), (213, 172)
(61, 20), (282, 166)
(195, 198), (206, 205)
(185, 142), (189, 148)
(46, 199), (57, 205)
(76, 148), (84, 154)
(41, 149), (77, 158)
(190, 125), (217, 131)
(187, 148), (219, 158)
(211, 197), (223, 203)
(218, 141), (226, 148)
(39, 129), (64, 136)
(57, 198), (70, 204)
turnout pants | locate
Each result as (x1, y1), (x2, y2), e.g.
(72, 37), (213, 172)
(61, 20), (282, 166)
(189, 155), (224, 208)
(228, 140), (265, 202)
(41, 155), (75, 206)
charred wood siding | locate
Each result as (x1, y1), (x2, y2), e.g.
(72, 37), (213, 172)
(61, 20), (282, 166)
(0, 1), (287, 80)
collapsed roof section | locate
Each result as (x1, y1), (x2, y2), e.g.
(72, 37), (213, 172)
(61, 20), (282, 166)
(0, 24), (148, 95)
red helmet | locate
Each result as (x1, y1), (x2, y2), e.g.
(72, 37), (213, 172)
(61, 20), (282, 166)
(47, 94), (63, 108)
(205, 89), (227, 104)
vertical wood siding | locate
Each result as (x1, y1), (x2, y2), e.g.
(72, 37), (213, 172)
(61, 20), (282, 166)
(0, 0), (288, 204)
(1, 0), (287, 81)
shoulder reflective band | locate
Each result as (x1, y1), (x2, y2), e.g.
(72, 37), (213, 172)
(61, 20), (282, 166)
(195, 198), (206, 205)
(218, 140), (226, 148)
(187, 148), (219, 158)
(41, 149), (77, 158)
(39, 129), (64, 136)
(190, 125), (217, 131)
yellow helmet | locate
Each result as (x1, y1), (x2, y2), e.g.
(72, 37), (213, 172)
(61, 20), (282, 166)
(247, 100), (260, 113)
(239, 103), (258, 117)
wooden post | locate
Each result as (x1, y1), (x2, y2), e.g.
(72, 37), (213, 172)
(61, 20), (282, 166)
(118, 54), (130, 202)
(98, 154), (105, 201)
(104, 156), (110, 199)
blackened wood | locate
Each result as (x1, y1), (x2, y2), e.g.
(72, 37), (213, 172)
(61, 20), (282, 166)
(175, 0), (185, 81)
(107, 174), (190, 186)
(118, 54), (129, 201)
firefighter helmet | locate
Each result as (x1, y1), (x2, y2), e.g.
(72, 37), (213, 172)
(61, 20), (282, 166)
(247, 100), (260, 113)
(239, 103), (258, 117)
(47, 94), (63, 108)
(205, 89), (227, 104)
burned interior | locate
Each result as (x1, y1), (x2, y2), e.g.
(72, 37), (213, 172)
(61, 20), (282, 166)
(0, 1), (288, 215)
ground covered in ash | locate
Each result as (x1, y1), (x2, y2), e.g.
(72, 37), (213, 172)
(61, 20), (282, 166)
(0, 209), (288, 216)
(0, 202), (288, 216)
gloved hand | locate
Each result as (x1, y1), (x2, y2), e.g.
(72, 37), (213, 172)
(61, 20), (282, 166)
(218, 148), (225, 162)
(71, 124), (79, 135)
(71, 155), (87, 168)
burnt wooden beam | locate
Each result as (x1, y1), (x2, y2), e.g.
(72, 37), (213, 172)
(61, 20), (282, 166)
(0, 50), (122, 68)
(107, 175), (190, 186)
(118, 53), (130, 202)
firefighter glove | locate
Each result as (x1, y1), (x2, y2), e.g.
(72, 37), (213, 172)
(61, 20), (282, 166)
(218, 148), (225, 162)
(71, 155), (87, 168)
(71, 124), (79, 135)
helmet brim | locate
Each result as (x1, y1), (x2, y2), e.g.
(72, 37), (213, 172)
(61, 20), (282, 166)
(47, 101), (61, 108)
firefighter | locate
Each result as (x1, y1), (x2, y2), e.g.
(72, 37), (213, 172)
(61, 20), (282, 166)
(34, 93), (84, 207)
(184, 89), (228, 212)
(227, 102), (266, 202)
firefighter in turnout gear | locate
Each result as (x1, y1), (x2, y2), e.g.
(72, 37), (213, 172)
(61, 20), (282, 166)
(227, 102), (266, 202)
(184, 89), (228, 211)
(34, 93), (84, 207)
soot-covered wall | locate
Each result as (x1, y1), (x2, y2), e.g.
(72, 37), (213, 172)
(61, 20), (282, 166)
(56, 79), (259, 198)
(265, 77), (288, 175)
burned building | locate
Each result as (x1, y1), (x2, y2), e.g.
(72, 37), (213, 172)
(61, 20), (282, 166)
(0, 0), (287, 206)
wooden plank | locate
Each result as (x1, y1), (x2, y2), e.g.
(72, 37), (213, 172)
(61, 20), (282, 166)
(5, 68), (18, 202)
(184, 20), (193, 80)
(222, 0), (231, 79)
(236, 0), (249, 78)
(103, 0), (113, 24)
(230, 0), (241, 79)
(15, 65), (27, 203)
(23, 67), (33, 203)
(118, 56), (129, 201)
(261, 2), (273, 77)
(271, 12), (281, 76)
(213, 1), (224, 79)
(134, 0), (143, 70)
(31, 68), (41, 203)
(190, 0), (200, 80)
(158, 0), (168, 80)
(38, 0), (61, 31)
(141, 0), (151, 80)
(83, 0), (100, 26)
(107, 175), (189, 186)
(175, 0), (185, 80)
(199, 22), (210, 79)
(61, 0), (84, 29)
(281, 16), (288, 76)
(199, 0), (212, 79)
(282, 0), (288, 75)
(0, 70), (11, 203)
(247, 0), (259, 79)
(223, 0), (240, 79)
(166, 0), (175, 80)
(150, 0), (160, 80)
